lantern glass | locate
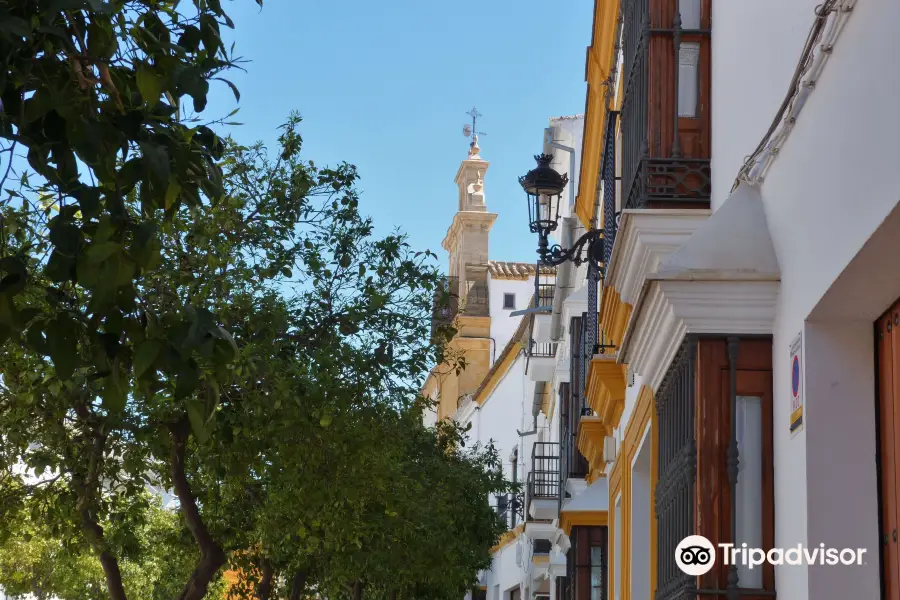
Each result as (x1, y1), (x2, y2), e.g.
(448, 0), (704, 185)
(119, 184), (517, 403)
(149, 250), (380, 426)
(519, 154), (569, 238)
(519, 154), (568, 238)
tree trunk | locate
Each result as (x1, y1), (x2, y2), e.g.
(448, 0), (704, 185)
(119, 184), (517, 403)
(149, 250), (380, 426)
(256, 560), (274, 600)
(289, 570), (308, 600)
(388, 590), (398, 600)
(71, 402), (128, 600)
(171, 420), (227, 600)
(352, 580), (364, 600)
(79, 507), (129, 600)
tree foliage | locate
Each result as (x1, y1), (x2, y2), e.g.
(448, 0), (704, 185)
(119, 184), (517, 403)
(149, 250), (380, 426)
(0, 490), (228, 600)
(0, 3), (511, 599)
(0, 110), (511, 600)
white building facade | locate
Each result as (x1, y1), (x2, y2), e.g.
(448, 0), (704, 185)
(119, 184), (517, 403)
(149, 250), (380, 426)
(447, 1), (900, 599)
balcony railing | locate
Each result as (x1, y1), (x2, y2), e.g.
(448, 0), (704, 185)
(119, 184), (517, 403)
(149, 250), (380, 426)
(536, 283), (555, 309)
(526, 441), (560, 521)
(558, 383), (591, 511)
(529, 340), (557, 359)
(624, 157), (711, 210)
(619, 0), (711, 211)
(602, 110), (619, 268)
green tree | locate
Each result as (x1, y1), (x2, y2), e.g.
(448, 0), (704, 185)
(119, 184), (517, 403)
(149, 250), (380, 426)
(0, 2), (253, 597)
(0, 487), (228, 600)
(0, 109), (505, 600)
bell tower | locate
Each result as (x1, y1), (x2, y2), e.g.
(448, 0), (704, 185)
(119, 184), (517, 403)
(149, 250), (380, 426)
(433, 131), (498, 420)
(444, 135), (497, 288)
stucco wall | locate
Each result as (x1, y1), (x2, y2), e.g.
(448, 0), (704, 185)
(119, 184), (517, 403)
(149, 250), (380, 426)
(465, 354), (530, 482)
(489, 276), (539, 355)
(486, 541), (525, 600)
(712, 1), (900, 597)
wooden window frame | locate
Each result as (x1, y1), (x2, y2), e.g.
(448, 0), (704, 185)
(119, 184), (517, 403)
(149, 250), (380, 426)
(568, 526), (608, 600)
(695, 337), (775, 597)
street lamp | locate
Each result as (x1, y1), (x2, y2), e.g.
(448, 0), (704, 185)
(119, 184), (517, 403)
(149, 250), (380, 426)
(519, 154), (605, 271)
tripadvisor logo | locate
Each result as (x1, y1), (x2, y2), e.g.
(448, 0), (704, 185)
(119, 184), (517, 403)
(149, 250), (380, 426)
(675, 536), (868, 576)
(676, 536), (716, 576)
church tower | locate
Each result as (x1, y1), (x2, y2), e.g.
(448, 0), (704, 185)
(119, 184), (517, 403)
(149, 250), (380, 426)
(443, 135), (497, 305)
(430, 135), (498, 420)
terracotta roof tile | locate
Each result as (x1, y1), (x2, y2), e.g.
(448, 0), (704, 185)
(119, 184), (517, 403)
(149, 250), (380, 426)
(487, 261), (556, 280)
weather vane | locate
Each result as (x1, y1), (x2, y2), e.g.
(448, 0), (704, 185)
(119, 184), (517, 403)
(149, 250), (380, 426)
(462, 106), (487, 144)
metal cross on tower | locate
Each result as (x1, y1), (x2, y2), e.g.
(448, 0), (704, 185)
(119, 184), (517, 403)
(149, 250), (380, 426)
(462, 106), (487, 143)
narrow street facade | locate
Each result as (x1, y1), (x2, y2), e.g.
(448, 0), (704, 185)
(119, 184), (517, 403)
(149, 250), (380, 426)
(428, 0), (900, 599)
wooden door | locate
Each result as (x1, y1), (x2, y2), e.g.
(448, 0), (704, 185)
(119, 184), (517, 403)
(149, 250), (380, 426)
(877, 305), (900, 599)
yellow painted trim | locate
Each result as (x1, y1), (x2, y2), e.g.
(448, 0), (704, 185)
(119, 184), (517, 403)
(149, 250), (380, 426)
(491, 523), (525, 554)
(586, 467), (608, 485)
(474, 341), (522, 406)
(606, 486), (622, 598)
(599, 285), (634, 350)
(560, 509), (609, 536)
(532, 554), (550, 566)
(540, 381), (551, 418)
(585, 356), (627, 431)
(608, 468), (623, 600)
(575, 0), (621, 228)
(577, 416), (609, 476)
(607, 384), (657, 600)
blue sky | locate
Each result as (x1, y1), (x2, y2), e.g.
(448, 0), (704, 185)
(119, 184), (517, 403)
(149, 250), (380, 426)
(209, 0), (593, 267)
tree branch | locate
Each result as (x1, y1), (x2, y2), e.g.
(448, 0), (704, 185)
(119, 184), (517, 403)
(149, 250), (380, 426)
(256, 559), (274, 600)
(69, 397), (128, 600)
(78, 504), (129, 600)
(170, 418), (227, 600)
(288, 570), (307, 600)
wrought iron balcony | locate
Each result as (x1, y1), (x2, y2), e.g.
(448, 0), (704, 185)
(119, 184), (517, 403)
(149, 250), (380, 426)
(526, 441), (560, 522)
(536, 283), (555, 309)
(623, 157), (711, 210)
(619, 0), (711, 212)
(558, 382), (591, 511)
(529, 340), (557, 359)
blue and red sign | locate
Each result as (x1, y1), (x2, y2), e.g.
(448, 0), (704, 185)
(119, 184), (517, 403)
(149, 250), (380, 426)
(790, 335), (803, 434)
(791, 355), (801, 399)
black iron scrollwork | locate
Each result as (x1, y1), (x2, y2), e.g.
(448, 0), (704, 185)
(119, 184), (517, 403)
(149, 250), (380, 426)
(538, 228), (605, 272)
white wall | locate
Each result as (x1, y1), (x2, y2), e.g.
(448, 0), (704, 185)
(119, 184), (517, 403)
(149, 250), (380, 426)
(472, 354), (530, 479)
(545, 115), (586, 223)
(485, 541), (526, 600)
(489, 276), (540, 356)
(803, 321), (880, 599)
(712, 2), (900, 597)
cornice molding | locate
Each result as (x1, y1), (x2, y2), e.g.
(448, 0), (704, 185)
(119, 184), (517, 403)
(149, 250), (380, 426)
(606, 209), (711, 306)
(621, 279), (780, 392)
(454, 157), (490, 185)
(441, 211), (497, 253)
